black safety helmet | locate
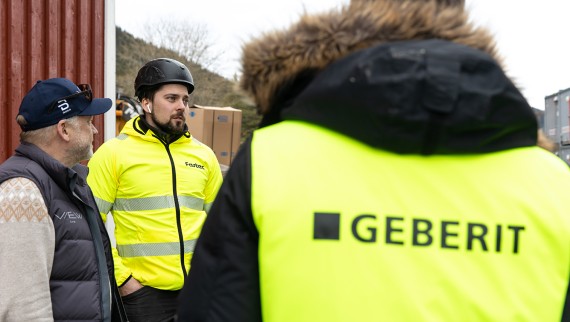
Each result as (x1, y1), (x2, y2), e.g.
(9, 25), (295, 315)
(134, 58), (195, 99)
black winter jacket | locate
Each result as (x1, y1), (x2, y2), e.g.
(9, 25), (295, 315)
(177, 1), (570, 321)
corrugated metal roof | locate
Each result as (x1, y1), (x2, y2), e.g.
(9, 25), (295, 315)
(0, 0), (108, 162)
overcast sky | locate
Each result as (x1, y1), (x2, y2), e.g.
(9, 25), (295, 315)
(116, 0), (570, 109)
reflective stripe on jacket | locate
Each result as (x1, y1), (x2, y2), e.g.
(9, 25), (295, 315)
(87, 117), (223, 290)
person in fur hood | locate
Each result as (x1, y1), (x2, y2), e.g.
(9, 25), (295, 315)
(176, 1), (570, 321)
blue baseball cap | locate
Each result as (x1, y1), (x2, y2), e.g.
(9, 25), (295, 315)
(18, 78), (113, 131)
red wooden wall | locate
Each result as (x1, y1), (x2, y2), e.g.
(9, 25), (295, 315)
(0, 0), (108, 162)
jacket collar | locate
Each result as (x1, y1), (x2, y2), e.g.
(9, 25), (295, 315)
(15, 142), (81, 191)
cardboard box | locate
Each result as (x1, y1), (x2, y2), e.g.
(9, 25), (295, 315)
(187, 105), (242, 166)
(212, 108), (234, 166)
(230, 109), (243, 162)
(187, 106), (215, 147)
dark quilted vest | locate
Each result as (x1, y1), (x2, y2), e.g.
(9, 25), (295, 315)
(0, 142), (125, 321)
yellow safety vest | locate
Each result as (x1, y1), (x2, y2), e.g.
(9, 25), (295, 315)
(251, 120), (570, 321)
(87, 117), (223, 290)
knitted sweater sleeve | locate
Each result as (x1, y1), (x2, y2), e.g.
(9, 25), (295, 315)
(0, 177), (55, 321)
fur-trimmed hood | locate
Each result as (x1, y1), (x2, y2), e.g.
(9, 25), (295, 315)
(238, 0), (537, 155)
(239, 0), (500, 115)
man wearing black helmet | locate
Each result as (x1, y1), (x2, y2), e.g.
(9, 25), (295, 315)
(87, 58), (223, 322)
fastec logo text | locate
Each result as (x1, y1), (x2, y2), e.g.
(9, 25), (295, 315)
(313, 212), (525, 254)
(185, 162), (205, 170)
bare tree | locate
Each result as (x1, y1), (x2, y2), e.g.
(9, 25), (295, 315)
(141, 19), (223, 72)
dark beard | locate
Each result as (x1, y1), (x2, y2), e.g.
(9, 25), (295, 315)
(151, 113), (186, 136)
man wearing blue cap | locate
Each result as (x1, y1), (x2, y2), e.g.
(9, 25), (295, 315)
(0, 78), (127, 321)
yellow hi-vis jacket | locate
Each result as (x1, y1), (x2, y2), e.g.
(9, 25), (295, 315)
(87, 117), (223, 290)
(180, 121), (570, 322)
(251, 121), (570, 322)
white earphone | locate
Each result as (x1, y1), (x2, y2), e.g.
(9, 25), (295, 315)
(146, 104), (152, 113)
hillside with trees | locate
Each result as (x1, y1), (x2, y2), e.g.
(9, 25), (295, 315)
(116, 27), (261, 141)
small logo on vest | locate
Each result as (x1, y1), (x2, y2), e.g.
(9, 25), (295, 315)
(55, 211), (83, 224)
(185, 162), (205, 170)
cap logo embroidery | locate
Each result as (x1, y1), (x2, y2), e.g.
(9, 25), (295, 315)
(57, 99), (71, 114)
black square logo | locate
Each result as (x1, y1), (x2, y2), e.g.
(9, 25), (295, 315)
(313, 212), (340, 240)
